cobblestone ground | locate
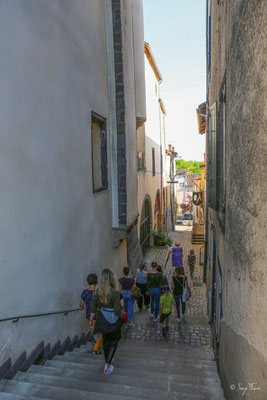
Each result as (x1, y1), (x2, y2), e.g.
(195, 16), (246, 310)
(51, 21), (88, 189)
(122, 227), (212, 346)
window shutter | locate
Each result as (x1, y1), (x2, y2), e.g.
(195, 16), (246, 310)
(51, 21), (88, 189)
(208, 102), (217, 210)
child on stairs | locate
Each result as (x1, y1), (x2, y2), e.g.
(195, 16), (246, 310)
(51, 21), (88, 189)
(159, 286), (175, 337)
(80, 273), (103, 354)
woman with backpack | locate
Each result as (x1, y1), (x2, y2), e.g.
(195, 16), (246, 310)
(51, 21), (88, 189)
(171, 266), (191, 324)
(90, 268), (125, 375)
(119, 266), (135, 326)
(136, 264), (150, 311)
(157, 265), (169, 292)
(146, 261), (164, 322)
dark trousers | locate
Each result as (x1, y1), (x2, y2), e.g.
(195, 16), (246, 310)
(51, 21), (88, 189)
(173, 294), (186, 318)
(136, 282), (150, 310)
(102, 328), (121, 364)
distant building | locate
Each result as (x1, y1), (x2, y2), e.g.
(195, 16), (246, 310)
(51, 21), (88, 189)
(137, 42), (171, 255)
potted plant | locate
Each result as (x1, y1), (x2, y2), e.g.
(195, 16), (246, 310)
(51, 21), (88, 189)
(152, 226), (172, 247)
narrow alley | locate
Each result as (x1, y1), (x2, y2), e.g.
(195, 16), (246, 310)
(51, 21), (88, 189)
(123, 229), (210, 346)
(0, 1), (266, 399)
(0, 228), (225, 400)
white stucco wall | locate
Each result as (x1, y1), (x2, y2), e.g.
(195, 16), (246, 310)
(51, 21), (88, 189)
(137, 53), (162, 234)
(0, 0), (127, 364)
(132, 0), (146, 124)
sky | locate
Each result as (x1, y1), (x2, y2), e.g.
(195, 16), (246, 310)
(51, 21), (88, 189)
(143, 0), (206, 162)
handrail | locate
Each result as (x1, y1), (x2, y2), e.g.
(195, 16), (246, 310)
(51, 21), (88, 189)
(0, 308), (84, 323)
(199, 245), (205, 266)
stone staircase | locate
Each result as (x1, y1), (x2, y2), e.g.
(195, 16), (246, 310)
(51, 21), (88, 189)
(0, 339), (225, 400)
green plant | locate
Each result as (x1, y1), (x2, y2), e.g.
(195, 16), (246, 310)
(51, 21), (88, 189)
(176, 159), (203, 173)
(152, 226), (172, 247)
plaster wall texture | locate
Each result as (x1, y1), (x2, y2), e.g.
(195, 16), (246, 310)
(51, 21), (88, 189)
(0, 0), (128, 364)
(137, 54), (162, 236)
(208, 0), (267, 397)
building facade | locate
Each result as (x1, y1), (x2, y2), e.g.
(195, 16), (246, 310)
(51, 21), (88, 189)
(205, 0), (267, 398)
(137, 42), (171, 255)
(0, 0), (146, 365)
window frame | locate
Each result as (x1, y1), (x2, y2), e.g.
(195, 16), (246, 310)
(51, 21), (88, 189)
(91, 111), (108, 194)
(152, 147), (156, 176)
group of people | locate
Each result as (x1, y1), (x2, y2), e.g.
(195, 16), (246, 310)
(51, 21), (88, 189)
(79, 241), (196, 375)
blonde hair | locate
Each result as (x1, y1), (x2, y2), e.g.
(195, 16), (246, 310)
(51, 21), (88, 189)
(175, 266), (185, 276)
(96, 268), (116, 304)
(175, 242), (180, 247)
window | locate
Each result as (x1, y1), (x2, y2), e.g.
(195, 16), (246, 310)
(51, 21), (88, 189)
(140, 197), (152, 255)
(91, 112), (108, 193)
(216, 77), (226, 230)
(152, 148), (155, 176)
(179, 183), (184, 187)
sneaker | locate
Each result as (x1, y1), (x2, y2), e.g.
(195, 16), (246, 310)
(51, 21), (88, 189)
(107, 365), (114, 375)
(162, 327), (166, 337)
(154, 316), (160, 322)
(150, 313), (154, 318)
(128, 321), (134, 327)
(177, 318), (181, 324)
(181, 314), (184, 319)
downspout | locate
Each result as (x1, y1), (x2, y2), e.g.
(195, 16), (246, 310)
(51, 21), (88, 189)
(204, 0), (210, 282)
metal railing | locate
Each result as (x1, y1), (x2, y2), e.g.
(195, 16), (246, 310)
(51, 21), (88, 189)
(0, 308), (84, 323)
(199, 245), (205, 266)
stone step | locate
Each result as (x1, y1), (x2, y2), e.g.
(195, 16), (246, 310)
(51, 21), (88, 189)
(105, 339), (213, 351)
(0, 393), (49, 400)
(84, 341), (214, 357)
(81, 343), (215, 360)
(14, 371), (224, 400)
(54, 354), (219, 378)
(45, 359), (221, 386)
(28, 364), (225, 399)
(72, 348), (216, 367)
(13, 372), (172, 400)
(0, 379), (147, 400)
(80, 345), (215, 362)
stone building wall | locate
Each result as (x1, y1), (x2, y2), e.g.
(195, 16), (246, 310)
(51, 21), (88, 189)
(207, 0), (267, 398)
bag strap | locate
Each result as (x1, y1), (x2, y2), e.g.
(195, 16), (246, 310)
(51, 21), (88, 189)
(174, 276), (184, 288)
(136, 270), (144, 281)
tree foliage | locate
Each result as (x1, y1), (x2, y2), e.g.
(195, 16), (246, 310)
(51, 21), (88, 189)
(176, 159), (202, 173)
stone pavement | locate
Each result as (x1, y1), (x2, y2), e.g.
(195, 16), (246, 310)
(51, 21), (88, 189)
(122, 227), (211, 346)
